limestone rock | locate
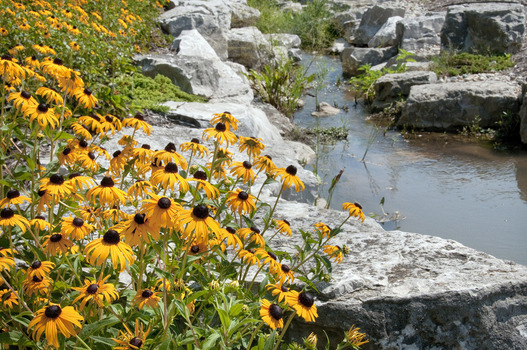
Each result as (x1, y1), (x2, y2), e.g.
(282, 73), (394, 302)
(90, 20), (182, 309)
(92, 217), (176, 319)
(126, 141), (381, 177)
(354, 5), (406, 46)
(396, 13), (445, 51)
(229, 1), (260, 28)
(170, 29), (218, 60)
(311, 102), (341, 117)
(368, 16), (403, 48)
(440, 3), (526, 54)
(398, 81), (522, 131)
(227, 26), (272, 69)
(372, 71), (437, 112)
(519, 91), (527, 144)
(341, 46), (398, 77)
(263, 34), (301, 50)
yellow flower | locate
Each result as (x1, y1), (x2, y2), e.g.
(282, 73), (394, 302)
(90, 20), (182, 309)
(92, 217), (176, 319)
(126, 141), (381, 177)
(345, 325), (369, 348)
(266, 283), (291, 302)
(259, 299), (283, 330)
(0, 289), (18, 309)
(132, 288), (160, 310)
(60, 217), (93, 240)
(8, 90), (37, 114)
(86, 176), (128, 207)
(36, 87), (63, 105)
(26, 260), (55, 281)
(0, 207), (30, 233)
(314, 222), (331, 239)
(150, 162), (189, 193)
(238, 136), (265, 157)
(178, 205), (221, 242)
(203, 122), (237, 146)
(286, 290), (318, 322)
(187, 171), (220, 199)
(275, 165), (304, 192)
(42, 233), (74, 256)
(0, 189), (31, 208)
(117, 212), (157, 246)
(230, 161), (255, 184)
(153, 143), (187, 170)
(112, 321), (151, 350)
(141, 194), (180, 229)
(323, 245), (344, 264)
(122, 113), (152, 135)
(342, 202), (365, 222)
(226, 189), (256, 215)
(28, 304), (83, 348)
(72, 275), (119, 311)
(274, 219), (292, 237)
(210, 112), (239, 131)
(84, 230), (135, 272)
(179, 138), (209, 158)
(73, 87), (98, 109)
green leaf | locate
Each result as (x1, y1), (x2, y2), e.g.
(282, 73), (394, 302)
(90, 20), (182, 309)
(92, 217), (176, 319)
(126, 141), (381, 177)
(217, 308), (230, 330)
(91, 336), (116, 346)
(0, 330), (34, 346)
(263, 330), (276, 350)
(79, 316), (119, 337)
(201, 332), (220, 350)
(158, 337), (175, 350)
(229, 303), (244, 317)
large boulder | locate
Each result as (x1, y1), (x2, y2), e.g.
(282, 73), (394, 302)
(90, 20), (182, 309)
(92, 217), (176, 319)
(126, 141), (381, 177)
(396, 13), (446, 51)
(227, 26), (272, 70)
(341, 46), (398, 77)
(368, 16), (403, 48)
(519, 91), (527, 144)
(372, 71), (437, 112)
(440, 3), (526, 54)
(398, 81), (522, 131)
(354, 5), (406, 46)
(261, 199), (527, 349)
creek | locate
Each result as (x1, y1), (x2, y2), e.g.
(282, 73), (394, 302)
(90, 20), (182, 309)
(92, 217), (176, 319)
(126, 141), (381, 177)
(294, 53), (527, 265)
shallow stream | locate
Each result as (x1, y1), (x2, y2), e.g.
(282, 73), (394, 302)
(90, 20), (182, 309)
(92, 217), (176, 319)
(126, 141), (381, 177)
(295, 53), (527, 265)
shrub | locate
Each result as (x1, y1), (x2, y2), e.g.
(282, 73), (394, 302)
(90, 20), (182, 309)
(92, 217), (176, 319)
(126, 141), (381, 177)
(431, 52), (515, 77)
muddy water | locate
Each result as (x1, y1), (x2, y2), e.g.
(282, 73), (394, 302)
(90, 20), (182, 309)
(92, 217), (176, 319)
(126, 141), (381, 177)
(295, 54), (527, 265)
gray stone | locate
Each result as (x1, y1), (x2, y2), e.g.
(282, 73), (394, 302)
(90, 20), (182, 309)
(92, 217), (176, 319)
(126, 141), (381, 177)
(368, 16), (403, 48)
(229, 1), (260, 28)
(170, 29), (218, 60)
(519, 91), (527, 144)
(227, 27), (272, 69)
(398, 81), (522, 131)
(311, 102), (341, 117)
(328, 38), (350, 55)
(260, 199), (527, 349)
(288, 48), (303, 62)
(441, 3), (526, 54)
(396, 13), (446, 51)
(354, 5), (406, 46)
(279, 1), (303, 14)
(263, 33), (301, 49)
(341, 46), (398, 77)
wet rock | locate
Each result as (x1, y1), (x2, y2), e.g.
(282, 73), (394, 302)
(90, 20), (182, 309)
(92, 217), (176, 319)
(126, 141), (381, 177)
(311, 102), (341, 117)
(354, 5), (406, 46)
(441, 3), (526, 55)
(398, 81), (522, 131)
(372, 71), (437, 112)
(368, 16), (403, 48)
(341, 46), (398, 77)
(396, 12), (445, 51)
(519, 90), (527, 144)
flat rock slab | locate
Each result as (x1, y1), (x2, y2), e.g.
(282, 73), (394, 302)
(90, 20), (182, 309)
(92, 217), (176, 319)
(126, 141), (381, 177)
(266, 200), (527, 349)
(398, 81), (521, 131)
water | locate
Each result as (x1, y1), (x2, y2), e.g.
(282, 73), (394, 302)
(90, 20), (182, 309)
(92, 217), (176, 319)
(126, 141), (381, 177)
(295, 53), (527, 265)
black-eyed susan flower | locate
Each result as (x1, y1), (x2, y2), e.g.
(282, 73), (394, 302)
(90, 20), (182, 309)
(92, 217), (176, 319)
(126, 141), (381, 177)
(274, 219), (292, 237)
(73, 87), (98, 109)
(223, 227), (242, 250)
(344, 325), (369, 347)
(179, 138), (209, 158)
(60, 217), (93, 240)
(226, 189), (256, 215)
(255, 249), (280, 271)
(266, 283), (291, 302)
(343, 202), (365, 222)
(188, 239), (209, 256)
(275, 165), (304, 192)
(112, 321), (151, 350)
(259, 299), (283, 330)
(99, 114), (122, 134)
(8, 44), (25, 56)
(238, 249), (260, 267)
(28, 304), (83, 348)
(238, 227), (265, 248)
(67, 173), (95, 192)
(25, 56), (40, 70)
(127, 180), (155, 200)
(72, 275), (119, 310)
(109, 150), (128, 176)
(187, 170), (219, 199)
(68, 25), (81, 35)
(122, 113), (152, 135)
(26, 260), (55, 280)
(203, 122), (237, 146)
(40, 174), (73, 200)
(285, 290), (318, 322)
(69, 41), (80, 51)
(57, 69), (85, 93)
(0, 28), (8, 36)
(0, 55), (25, 81)
(314, 222), (331, 239)
(58, 147), (77, 166)
(26, 103), (59, 129)
(23, 275), (51, 297)
(30, 216), (51, 231)
(153, 143), (187, 170)
(323, 245), (344, 264)
(0, 249), (15, 272)
(178, 205), (220, 242)
(132, 288), (160, 310)
(150, 162), (189, 193)
(0, 189), (31, 208)
(210, 111), (239, 131)
(118, 212), (157, 246)
(0, 289), (18, 309)
(141, 194), (180, 229)
(36, 87), (63, 105)
(8, 90), (37, 113)
(85, 230), (135, 272)
(0, 207), (30, 232)
(71, 122), (93, 140)
(41, 57), (70, 78)
(239, 136), (265, 157)
(230, 161), (255, 184)
(42, 233), (74, 256)
(132, 144), (154, 167)
(272, 263), (295, 285)
(86, 176), (128, 207)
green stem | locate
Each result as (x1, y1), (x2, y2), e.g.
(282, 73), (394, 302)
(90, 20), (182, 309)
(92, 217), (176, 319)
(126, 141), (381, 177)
(245, 323), (263, 350)
(272, 311), (296, 350)
(260, 185), (284, 236)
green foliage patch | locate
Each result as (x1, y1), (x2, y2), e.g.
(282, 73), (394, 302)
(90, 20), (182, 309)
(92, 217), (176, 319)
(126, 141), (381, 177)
(431, 52), (515, 77)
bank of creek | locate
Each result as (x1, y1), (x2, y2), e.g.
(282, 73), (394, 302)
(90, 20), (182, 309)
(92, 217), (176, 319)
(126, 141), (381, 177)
(295, 53), (527, 266)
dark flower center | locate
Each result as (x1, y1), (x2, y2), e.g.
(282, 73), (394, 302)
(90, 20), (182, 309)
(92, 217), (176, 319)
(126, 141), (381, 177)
(1, 55), (12, 61)
(38, 189), (46, 197)
(62, 147), (72, 156)
(354, 202), (362, 209)
(49, 234), (62, 242)
(53, 58), (63, 65)
(84, 88), (92, 96)
(281, 264), (291, 273)
(86, 284), (98, 294)
(191, 138), (200, 144)
(6, 189), (20, 199)
(285, 165), (297, 176)
(191, 245), (200, 253)
(129, 337), (143, 348)
(298, 292), (314, 307)
(69, 172), (81, 179)
(141, 144), (151, 150)
(134, 213), (146, 224)
(280, 285), (289, 293)
(226, 227), (236, 234)
(192, 205), (209, 219)
(193, 170), (207, 181)
(35, 215), (45, 220)
(31, 260), (42, 269)
(100, 176), (114, 187)
(242, 161), (252, 169)
(79, 140), (88, 148)
(37, 103), (48, 113)
(157, 197), (171, 209)
(88, 151), (96, 160)
(0, 208), (14, 219)
(269, 304), (283, 320)
(237, 191), (249, 201)
(215, 122), (226, 132)
(50, 174), (65, 185)
(102, 230), (120, 245)
(283, 219), (291, 226)
(250, 226), (260, 234)
(44, 305), (62, 318)
(268, 252), (277, 260)
(105, 115), (113, 123)
(264, 155), (272, 160)
(164, 142), (176, 152)
(165, 162), (178, 173)
(21, 91), (31, 99)
(113, 150), (121, 158)
(72, 217), (84, 227)
(141, 289), (153, 298)
(134, 113), (144, 121)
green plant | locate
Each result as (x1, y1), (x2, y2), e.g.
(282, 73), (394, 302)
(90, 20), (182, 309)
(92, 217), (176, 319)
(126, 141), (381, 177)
(493, 111), (522, 147)
(307, 126), (349, 142)
(247, 59), (315, 118)
(431, 52), (515, 77)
